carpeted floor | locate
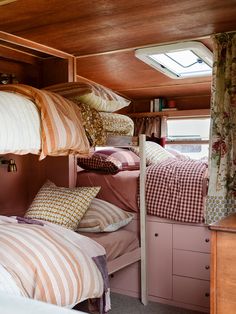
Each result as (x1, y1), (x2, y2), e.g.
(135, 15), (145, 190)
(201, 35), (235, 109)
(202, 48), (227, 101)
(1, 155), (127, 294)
(75, 293), (206, 313)
(109, 293), (205, 314)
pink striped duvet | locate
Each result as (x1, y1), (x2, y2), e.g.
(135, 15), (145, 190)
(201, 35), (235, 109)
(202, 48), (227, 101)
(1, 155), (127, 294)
(0, 216), (108, 309)
(0, 84), (90, 160)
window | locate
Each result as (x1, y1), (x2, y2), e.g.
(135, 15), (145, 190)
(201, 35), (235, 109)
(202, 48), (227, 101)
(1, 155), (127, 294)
(166, 117), (210, 159)
(135, 41), (213, 79)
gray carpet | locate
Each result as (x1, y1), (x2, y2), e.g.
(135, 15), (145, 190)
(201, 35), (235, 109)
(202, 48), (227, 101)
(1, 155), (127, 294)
(109, 293), (205, 314)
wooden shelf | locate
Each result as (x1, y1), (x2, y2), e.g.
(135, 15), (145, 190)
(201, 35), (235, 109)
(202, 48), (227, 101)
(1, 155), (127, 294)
(128, 109), (210, 118)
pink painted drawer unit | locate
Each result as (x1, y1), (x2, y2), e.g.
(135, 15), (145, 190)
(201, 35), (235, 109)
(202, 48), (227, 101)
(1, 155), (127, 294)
(173, 276), (210, 308)
(173, 224), (211, 253)
(173, 249), (210, 280)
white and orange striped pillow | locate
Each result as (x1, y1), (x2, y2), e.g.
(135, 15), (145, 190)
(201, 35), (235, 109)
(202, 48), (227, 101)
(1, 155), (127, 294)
(25, 182), (100, 230)
(77, 198), (134, 232)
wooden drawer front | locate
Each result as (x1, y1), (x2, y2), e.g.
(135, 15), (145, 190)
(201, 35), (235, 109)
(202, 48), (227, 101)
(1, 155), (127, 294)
(173, 276), (210, 308)
(173, 224), (211, 253)
(173, 250), (210, 280)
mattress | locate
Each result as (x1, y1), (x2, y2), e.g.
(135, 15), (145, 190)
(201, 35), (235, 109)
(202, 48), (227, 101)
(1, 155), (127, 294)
(80, 229), (139, 262)
(77, 170), (139, 212)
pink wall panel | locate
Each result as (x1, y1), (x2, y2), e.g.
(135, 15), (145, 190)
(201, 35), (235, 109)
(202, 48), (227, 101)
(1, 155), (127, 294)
(0, 154), (30, 216)
(0, 154), (76, 217)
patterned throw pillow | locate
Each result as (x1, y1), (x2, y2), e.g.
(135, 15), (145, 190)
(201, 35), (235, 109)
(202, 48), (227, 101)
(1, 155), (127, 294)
(77, 153), (122, 174)
(72, 100), (106, 146)
(77, 198), (134, 232)
(131, 141), (175, 165)
(25, 181), (100, 230)
(94, 148), (140, 170)
(44, 81), (130, 112)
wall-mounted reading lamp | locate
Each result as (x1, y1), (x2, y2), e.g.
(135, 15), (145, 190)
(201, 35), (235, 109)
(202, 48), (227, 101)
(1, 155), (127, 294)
(0, 157), (17, 172)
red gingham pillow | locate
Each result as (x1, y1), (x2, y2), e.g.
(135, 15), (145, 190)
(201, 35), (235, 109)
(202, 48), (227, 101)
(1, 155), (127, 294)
(77, 154), (122, 174)
(94, 148), (140, 171)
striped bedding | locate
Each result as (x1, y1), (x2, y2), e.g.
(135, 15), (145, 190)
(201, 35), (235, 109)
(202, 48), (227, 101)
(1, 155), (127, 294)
(0, 216), (109, 310)
(0, 91), (41, 155)
(0, 85), (90, 160)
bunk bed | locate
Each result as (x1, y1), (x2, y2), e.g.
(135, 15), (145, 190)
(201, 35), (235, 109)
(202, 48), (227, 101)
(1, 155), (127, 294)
(0, 79), (209, 312)
(0, 83), (148, 311)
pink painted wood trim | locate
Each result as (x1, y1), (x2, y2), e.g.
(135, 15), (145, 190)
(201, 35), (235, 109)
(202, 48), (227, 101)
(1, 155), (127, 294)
(108, 248), (141, 275)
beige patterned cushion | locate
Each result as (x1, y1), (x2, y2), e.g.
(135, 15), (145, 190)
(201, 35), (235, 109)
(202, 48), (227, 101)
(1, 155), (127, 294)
(44, 81), (131, 112)
(25, 181), (100, 230)
(77, 198), (134, 232)
(99, 112), (134, 136)
(72, 100), (106, 146)
(131, 141), (175, 165)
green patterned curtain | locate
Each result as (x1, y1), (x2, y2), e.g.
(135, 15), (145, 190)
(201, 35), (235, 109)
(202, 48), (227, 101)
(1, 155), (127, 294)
(206, 32), (236, 224)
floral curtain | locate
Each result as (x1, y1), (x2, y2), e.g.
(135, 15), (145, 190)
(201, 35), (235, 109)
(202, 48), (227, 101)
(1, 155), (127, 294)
(206, 32), (236, 224)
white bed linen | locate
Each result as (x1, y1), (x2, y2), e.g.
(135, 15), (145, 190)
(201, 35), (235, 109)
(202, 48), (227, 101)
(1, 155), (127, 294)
(0, 264), (22, 296)
(0, 91), (41, 154)
(0, 292), (87, 314)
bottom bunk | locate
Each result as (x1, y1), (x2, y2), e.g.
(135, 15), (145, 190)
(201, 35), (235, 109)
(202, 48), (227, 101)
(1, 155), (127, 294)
(75, 140), (210, 313)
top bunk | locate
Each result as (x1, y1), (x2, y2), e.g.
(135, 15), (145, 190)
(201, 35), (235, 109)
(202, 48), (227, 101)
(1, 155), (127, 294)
(0, 81), (135, 159)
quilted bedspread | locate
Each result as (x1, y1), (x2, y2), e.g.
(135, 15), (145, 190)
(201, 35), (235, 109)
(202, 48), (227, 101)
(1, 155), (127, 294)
(145, 159), (208, 223)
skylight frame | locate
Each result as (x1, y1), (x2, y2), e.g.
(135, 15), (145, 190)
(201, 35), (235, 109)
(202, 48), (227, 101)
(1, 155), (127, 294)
(135, 41), (213, 79)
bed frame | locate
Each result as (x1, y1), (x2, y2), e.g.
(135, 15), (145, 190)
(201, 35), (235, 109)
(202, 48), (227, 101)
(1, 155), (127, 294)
(0, 31), (148, 307)
(105, 134), (147, 305)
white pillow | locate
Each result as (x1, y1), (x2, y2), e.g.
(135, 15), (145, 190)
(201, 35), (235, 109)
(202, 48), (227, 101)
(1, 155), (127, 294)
(77, 198), (134, 232)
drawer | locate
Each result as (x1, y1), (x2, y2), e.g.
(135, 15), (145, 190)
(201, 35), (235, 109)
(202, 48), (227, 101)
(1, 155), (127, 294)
(173, 275), (210, 308)
(173, 249), (210, 280)
(173, 224), (211, 253)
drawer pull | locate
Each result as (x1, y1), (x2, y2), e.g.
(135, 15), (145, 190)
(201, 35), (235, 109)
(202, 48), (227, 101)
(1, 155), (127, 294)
(205, 292), (210, 297)
(205, 238), (210, 243)
(154, 233), (159, 237)
(205, 265), (210, 270)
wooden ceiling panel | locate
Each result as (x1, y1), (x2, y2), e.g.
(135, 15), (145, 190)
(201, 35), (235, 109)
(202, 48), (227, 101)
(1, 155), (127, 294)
(0, 0), (235, 56)
(76, 47), (212, 99)
(0, 0), (235, 105)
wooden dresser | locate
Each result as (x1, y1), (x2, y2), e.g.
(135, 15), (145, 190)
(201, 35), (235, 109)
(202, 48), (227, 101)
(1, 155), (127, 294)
(209, 213), (236, 314)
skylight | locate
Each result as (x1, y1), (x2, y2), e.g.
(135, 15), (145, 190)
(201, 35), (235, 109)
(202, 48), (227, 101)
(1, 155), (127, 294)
(135, 41), (213, 79)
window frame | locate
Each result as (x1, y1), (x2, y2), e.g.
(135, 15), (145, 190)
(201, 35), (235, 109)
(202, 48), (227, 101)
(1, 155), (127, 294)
(165, 115), (210, 158)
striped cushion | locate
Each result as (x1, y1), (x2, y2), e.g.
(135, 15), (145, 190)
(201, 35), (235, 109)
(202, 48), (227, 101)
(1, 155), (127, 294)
(94, 148), (140, 170)
(44, 81), (130, 112)
(131, 141), (175, 165)
(25, 182), (100, 230)
(77, 154), (122, 174)
(77, 198), (134, 232)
